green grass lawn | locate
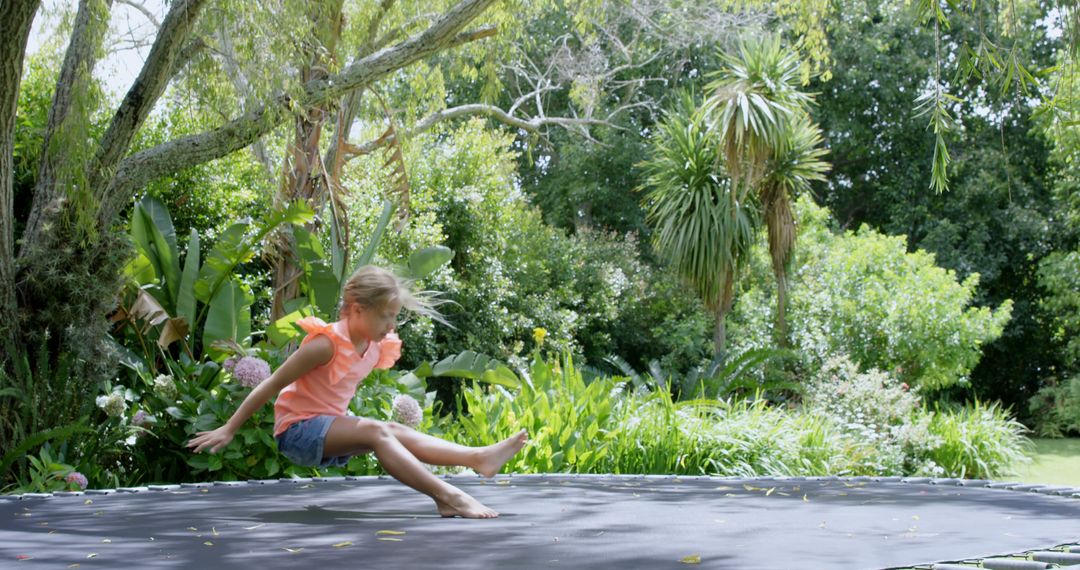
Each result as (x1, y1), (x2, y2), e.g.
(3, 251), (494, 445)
(1012, 438), (1080, 486)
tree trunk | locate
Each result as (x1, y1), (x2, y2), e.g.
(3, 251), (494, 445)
(713, 272), (736, 361)
(20, 0), (113, 256)
(269, 0), (344, 322)
(775, 265), (789, 348)
(0, 0), (41, 349)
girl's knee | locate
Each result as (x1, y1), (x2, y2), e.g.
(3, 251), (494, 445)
(355, 418), (394, 442)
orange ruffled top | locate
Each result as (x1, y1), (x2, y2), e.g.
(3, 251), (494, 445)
(273, 316), (402, 437)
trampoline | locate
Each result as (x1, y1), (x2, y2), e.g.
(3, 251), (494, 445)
(3, 474), (1080, 569)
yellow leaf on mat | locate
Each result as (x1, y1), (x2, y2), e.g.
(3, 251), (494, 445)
(332, 541), (353, 548)
(680, 554), (701, 564)
(376, 530), (406, 535)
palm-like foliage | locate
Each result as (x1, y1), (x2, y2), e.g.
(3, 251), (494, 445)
(703, 35), (829, 347)
(641, 92), (759, 356)
(760, 113), (830, 344)
(703, 35), (812, 198)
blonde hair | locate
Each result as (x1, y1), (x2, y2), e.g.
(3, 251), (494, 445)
(338, 265), (451, 327)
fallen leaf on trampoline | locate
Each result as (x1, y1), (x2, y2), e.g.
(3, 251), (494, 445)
(187, 527), (198, 531)
(714, 486), (734, 491)
(86, 553), (97, 558)
(212, 527), (219, 536)
(84, 499), (92, 505)
(803, 494), (809, 502)
(766, 487), (776, 496)
(376, 530), (406, 535)
(680, 554), (701, 564)
(204, 541), (213, 546)
(67, 564), (79, 568)
(282, 547), (303, 553)
(378, 538), (403, 542)
(333, 541), (353, 548)
(102, 539), (111, 543)
(243, 524), (265, 530)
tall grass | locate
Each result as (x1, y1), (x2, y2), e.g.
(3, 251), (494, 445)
(924, 401), (1031, 479)
(444, 353), (1030, 479)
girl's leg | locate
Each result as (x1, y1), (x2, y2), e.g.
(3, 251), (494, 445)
(322, 416), (497, 518)
(381, 422), (529, 478)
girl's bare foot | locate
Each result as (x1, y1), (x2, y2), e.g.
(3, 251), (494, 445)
(435, 489), (499, 518)
(475, 429), (529, 478)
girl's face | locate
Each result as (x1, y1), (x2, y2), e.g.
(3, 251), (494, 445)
(344, 297), (403, 343)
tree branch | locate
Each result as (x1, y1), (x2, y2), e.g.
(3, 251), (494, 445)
(90, 0), (210, 203)
(21, 0), (113, 256)
(115, 0), (160, 27)
(99, 0), (499, 225)
(343, 103), (614, 159)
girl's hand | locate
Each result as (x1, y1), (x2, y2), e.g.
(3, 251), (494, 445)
(186, 426), (236, 454)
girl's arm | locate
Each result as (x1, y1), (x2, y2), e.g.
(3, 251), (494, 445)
(185, 336), (335, 454)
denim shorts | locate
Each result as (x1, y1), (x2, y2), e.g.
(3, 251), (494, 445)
(275, 415), (351, 468)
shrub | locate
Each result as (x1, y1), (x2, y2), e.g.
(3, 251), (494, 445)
(729, 196), (1013, 390)
(1028, 376), (1080, 437)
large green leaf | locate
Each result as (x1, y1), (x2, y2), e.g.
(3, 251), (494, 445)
(431, 350), (520, 389)
(202, 279), (253, 354)
(407, 246), (454, 279)
(308, 261), (341, 317)
(330, 208), (347, 283)
(123, 249), (156, 285)
(176, 229), (200, 334)
(266, 307), (316, 347)
(195, 201), (314, 305)
(133, 198), (181, 311)
(292, 226), (326, 266)
(357, 200), (394, 267)
(194, 222), (251, 303)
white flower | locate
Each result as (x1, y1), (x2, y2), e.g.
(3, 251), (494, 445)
(96, 393), (127, 418)
(153, 374), (178, 400)
(391, 394), (423, 428)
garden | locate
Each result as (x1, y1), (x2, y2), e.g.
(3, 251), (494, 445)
(2, 0), (1078, 503)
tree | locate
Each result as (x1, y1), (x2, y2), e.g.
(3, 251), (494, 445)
(701, 35), (826, 351)
(758, 113), (828, 345)
(641, 91), (758, 357)
(0, 0), (502, 416)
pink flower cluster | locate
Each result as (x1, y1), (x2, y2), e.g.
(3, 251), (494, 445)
(231, 356), (271, 388)
(65, 472), (87, 491)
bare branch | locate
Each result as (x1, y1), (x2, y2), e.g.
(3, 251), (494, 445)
(343, 103), (615, 159)
(115, 0), (160, 28)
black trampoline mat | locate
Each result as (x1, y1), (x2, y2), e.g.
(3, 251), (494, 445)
(3, 475), (1080, 569)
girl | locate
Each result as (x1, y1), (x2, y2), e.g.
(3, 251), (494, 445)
(186, 265), (529, 519)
